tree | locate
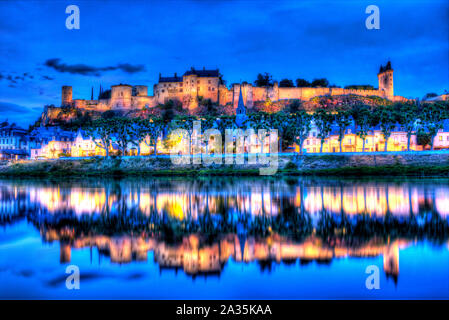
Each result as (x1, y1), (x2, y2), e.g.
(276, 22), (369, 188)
(420, 102), (447, 150)
(111, 117), (134, 156)
(129, 118), (150, 156)
(352, 105), (373, 152)
(376, 106), (397, 151)
(142, 117), (164, 155)
(269, 112), (290, 152)
(216, 115), (237, 154)
(416, 130), (431, 148)
(84, 118), (114, 158)
(423, 93), (438, 100)
(287, 100), (303, 113)
(279, 79), (294, 88)
(313, 108), (333, 153)
(254, 73), (273, 87)
(172, 115), (198, 155)
(334, 108), (352, 152)
(344, 85), (375, 90)
(295, 79), (310, 87)
(201, 115), (218, 154)
(161, 100), (177, 124)
(292, 110), (312, 154)
(311, 78), (329, 88)
(395, 102), (419, 151)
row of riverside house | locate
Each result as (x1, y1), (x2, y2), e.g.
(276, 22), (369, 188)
(1, 118), (449, 161)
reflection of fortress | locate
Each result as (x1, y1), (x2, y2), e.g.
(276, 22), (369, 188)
(2, 179), (448, 219)
(51, 231), (403, 279)
(57, 62), (400, 112)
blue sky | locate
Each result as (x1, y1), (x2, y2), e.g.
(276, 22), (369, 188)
(0, 0), (448, 127)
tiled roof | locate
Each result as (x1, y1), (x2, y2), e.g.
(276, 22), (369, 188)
(183, 68), (219, 77)
(159, 76), (183, 83)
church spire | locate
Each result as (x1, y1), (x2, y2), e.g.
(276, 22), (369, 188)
(235, 85), (248, 127)
(236, 85), (246, 115)
(91, 87), (94, 100)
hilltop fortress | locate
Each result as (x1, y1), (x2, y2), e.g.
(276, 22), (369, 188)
(57, 61), (402, 114)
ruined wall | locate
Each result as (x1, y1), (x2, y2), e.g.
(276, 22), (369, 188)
(231, 84), (390, 109)
(218, 85), (233, 105)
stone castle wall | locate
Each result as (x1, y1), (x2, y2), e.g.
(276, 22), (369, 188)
(58, 64), (399, 113)
(231, 84), (389, 109)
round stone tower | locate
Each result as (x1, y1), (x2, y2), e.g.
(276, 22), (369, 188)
(377, 61), (394, 100)
(61, 86), (73, 107)
(111, 84), (133, 109)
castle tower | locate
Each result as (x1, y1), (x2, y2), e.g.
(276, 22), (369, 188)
(61, 86), (73, 107)
(110, 84), (133, 109)
(377, 61), (394, 100)
(133, 85), (148, 97)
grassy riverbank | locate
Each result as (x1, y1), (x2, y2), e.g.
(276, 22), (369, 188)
(1, 152), (449, 177)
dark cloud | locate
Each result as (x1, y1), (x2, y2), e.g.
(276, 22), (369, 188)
(44, 58), (146, 76)
(0, 72), (35, 85)
(0, 101), (32, 114)
(41, 75), (53, 81)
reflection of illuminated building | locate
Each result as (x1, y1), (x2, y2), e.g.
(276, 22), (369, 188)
(383, 242), (400, 283)
(3, 179), (449, 219)
(46, 228), (412, 278)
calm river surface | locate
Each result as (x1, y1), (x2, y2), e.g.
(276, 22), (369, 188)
(0, 177), (448, 299)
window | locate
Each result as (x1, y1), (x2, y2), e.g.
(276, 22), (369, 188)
(212, 88), (215, 91)
(197, 80), (200, 84)
(208, 80), (211, 84)
(439, 136), (443, 141)
(208, 87), (211, 91)
(179, 89), (183, 93)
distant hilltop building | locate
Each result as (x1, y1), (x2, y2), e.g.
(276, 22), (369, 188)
(58, 62), (403, 113)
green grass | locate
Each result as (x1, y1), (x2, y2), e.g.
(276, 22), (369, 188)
(2, 158), (449, 177)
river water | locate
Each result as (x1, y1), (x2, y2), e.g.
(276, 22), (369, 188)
(0, 177), (448, 299)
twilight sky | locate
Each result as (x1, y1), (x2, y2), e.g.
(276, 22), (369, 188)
(0, 0), (448, 127)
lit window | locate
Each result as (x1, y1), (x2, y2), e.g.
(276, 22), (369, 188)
(439, 136), (443, 141)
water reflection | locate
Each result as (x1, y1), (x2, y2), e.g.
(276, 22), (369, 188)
(2, 178), (449, 219)
(0, 177), (448, 283)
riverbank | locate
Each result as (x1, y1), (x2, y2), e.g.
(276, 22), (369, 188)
(1, 152), (449, 177)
